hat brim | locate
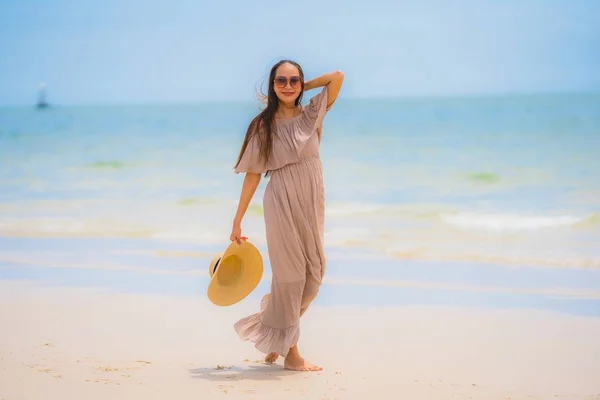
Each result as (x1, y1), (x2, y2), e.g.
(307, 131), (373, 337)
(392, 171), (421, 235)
(207, 240), (263, 306)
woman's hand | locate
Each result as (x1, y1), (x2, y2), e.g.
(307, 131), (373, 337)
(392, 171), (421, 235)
(230, 220), (248, 244)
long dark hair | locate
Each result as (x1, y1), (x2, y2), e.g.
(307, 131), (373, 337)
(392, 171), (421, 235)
(234, 59), (305, 173)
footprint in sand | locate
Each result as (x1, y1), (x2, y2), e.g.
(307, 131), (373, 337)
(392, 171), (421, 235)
(34, 343), (54, 348)
(35, 365), (62, 379)
(89, 360), (153, 381)
(96, 367), (121, 372)
(25, 364), (57, 374)
(86, 378), (115, 385)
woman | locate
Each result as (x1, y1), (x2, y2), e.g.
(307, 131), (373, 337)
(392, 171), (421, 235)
(229, 59), (344, 371)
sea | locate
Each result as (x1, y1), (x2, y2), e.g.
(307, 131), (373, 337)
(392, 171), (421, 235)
(1, 91), (599, 316)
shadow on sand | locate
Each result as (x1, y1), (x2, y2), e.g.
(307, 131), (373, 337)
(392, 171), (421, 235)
(189, 361), (301, 382)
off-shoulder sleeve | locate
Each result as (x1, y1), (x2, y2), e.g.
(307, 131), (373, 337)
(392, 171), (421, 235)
(299, 85), (329, 132)
(233, 134), (268, 174)
(234, 87), (330, 174)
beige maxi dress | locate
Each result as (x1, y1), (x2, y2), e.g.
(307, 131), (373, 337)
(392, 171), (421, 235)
(233, 86), (329, 357)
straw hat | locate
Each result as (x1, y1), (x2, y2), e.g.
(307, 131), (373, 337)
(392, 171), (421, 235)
(207, 240), (264, 306)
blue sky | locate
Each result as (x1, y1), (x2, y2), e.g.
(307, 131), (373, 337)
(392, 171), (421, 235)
(1, 0), (599, 106)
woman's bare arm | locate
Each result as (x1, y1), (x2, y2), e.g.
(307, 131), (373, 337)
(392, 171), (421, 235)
(230, 172), (261, 243)
(304, 70), (344, 109)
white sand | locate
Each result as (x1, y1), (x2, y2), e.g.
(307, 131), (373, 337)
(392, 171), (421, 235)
(1, 280), (599, 400)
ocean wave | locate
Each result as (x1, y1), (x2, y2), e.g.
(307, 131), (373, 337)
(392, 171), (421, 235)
(439, 212), (598, 231)
(324, 202), (452, 219)
(0, 217), (154, 237)
(325, 203), (600, 233)
(151, 230), (239, 245)
(2, 204), (599, 270)
(386, 248), (600, 270)
(1, 252), (598, 300)
(323, 277), (600, 300)
(0, 251), (210, 277)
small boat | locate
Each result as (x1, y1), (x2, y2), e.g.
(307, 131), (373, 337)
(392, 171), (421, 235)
(36, 82), (49, 109)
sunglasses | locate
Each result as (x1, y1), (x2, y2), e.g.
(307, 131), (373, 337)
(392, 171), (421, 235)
(274, 75), (302, 89)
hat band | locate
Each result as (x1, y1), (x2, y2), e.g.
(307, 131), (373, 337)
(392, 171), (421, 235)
(213, 257), (221, 274)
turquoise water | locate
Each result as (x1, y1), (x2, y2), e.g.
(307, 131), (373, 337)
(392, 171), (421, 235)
(1, 92), (600, 315)
(1, 237), (599, 317)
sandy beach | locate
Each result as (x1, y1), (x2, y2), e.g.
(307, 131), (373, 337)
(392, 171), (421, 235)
(1, 280), (599, 400)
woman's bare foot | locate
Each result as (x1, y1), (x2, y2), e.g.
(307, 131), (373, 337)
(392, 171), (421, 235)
(265, 352), (278, 363)
(283, 346), (322, 372)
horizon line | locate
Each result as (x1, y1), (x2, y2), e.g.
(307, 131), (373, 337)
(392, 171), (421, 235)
(1, 88), (599, 109)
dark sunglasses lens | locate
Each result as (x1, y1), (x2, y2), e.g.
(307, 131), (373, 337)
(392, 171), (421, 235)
(290, 77), (301, 88)
(274, 77), (287, 87)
